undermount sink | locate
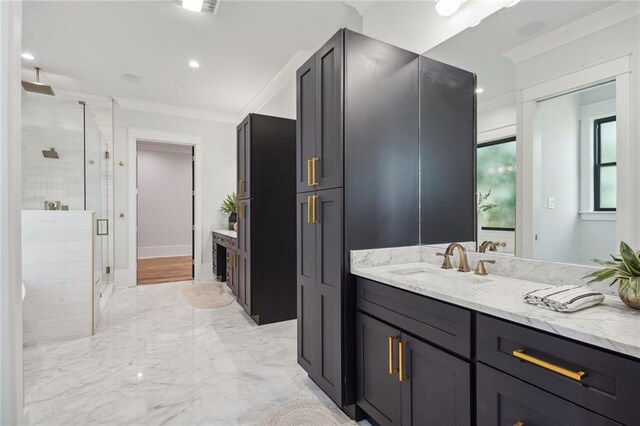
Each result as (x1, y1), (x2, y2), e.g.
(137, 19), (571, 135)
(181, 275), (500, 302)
(388, 264), (492, 284)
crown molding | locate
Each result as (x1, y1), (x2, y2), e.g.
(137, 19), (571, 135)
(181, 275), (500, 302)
(503, 2), (640, 65)
(478, 91), (516, 113)
(237, 49), (312, 119)
(113, 96), (239, 124)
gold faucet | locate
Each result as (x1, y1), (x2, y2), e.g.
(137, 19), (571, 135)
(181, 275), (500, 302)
(440, 243), (471, 272)
(479, 241), (506, 253)
(475, 259), (496, 276)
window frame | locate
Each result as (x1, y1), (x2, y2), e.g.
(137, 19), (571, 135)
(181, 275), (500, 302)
(593, 115), (616, 212)
(477, 136), (517, 231)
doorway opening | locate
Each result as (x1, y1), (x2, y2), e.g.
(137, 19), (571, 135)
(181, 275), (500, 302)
(136, 140), (194, 285)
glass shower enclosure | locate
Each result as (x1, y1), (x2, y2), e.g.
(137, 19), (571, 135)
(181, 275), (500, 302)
(21, 92), (114, 301)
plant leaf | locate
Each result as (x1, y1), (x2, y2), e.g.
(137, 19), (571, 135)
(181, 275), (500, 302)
(620, 241), (640, 276)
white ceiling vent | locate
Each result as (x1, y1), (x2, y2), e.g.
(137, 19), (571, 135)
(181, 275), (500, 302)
(176, 0), (220, 14)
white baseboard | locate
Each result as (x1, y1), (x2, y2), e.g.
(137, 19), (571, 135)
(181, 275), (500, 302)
(137, 245), (191, 258)
(114, 269), (135, 288)
(201, 262), (214, 280)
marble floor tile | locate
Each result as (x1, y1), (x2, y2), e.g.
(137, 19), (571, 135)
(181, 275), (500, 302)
(23, 280), (360, 425)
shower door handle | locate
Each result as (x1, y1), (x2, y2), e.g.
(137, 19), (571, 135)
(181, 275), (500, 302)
(97, 219), (109, 236)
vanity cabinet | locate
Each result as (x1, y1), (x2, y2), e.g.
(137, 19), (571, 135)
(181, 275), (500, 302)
(355, 276), (640, 425)
(356, 281), (471, 426)
(235, 113), (296, 325)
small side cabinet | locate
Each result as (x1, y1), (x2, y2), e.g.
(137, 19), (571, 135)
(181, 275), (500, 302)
(356, 312), (471, 426)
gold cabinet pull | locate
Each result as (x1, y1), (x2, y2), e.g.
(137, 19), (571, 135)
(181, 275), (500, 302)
(310, 157), (319, 186)
(398, 340), (408, 382)
(307, 159), (312, 187)
(388, 336), (398, 375)
(312, 195), (319, 224)
(512, 349), (586, 381)
(238, 202), (244, 219)
(307, 195), (313, 224)
(238, 180), (243, 196)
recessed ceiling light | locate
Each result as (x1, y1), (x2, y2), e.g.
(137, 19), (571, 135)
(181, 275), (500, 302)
(189, 60), (200, 69)
(470, 20), (481, 28)
(505, 0), (520, 8)
(435, 0), (461, 17)
(181, 0), (203, 12)
(475, 88), (484, 94)
(21, 52), (35, 61)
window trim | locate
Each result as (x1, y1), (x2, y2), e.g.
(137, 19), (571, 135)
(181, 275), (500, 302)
(477, 136), (517, 231)
(593, 115), (616, 212)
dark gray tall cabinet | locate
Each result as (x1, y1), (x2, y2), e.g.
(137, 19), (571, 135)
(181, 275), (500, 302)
(296, 29), (476, 417)
(237, 113), (297, 325)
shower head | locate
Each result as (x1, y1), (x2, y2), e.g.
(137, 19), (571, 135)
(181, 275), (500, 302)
(42, 148), (59, 159)
(22, 67), (55, 96)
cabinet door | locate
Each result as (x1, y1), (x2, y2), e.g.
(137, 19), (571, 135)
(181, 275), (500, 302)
(296, 55), (317, 193)
(237, 116), (251, 199)
(297, 192), (317, 372)
(400, 333), (471, 426)
(315, 30), (343, 191)
(314, 188), (343, 402)
(477, 364), (620, 426)
(237, 199), (251, 255)
(356, 313), (402, 426)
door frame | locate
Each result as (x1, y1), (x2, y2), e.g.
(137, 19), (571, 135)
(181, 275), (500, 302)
(127, 128), (202, 286)
(516, 55), (632, 258)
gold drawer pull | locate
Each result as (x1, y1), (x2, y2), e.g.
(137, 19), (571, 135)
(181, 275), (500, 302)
(238, 202), (244, 219)
(307, 195), (313, 224)
(398, 340), (408, 382)
(307, 159), (312, 187)
(388, 336), (398, 375)
(512, 349), (586, 381)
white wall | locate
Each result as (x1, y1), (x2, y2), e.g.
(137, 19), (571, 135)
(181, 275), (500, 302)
(137, 143), (193, 258)
(0, 1), (24, 423)
(22, 211), (95, 345)
(257, 79), (296, 119)
(533, 95), (581, 263)
(113, 104), (236, 286)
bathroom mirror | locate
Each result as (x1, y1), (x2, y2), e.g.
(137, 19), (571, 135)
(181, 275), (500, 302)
(422, 0), (638, 265)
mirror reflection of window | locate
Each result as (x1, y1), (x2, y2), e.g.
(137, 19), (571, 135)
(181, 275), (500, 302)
(594, 116), (616, 211)
(477, 137), (516, 254)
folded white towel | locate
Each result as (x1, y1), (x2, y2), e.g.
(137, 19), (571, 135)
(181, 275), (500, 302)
(524, 285), (604, 313)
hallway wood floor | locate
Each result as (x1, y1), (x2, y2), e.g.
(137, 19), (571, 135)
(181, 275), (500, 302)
(137, 255), (193, 285)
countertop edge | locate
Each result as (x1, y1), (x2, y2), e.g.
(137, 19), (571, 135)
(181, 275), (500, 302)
(352, 266), (640, 361)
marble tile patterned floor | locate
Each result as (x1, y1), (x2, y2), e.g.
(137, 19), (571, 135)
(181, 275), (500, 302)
(23, 280), (338, 425)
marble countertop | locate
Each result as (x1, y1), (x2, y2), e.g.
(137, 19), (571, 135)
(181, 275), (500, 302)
(351, 248), (640, 360)
(211, 228), (237, 239)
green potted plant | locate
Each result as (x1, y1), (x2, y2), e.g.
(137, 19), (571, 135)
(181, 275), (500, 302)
(585, 241), (640, 309)
(220, 192), (237, 231)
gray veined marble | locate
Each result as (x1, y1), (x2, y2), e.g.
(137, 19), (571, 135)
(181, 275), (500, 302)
(23, 280), (336, 426)
(351, 246), (640, 360)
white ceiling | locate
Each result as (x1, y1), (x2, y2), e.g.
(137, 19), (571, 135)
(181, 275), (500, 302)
(425, 1), (619, 103)
(22, 1), (360, 115)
